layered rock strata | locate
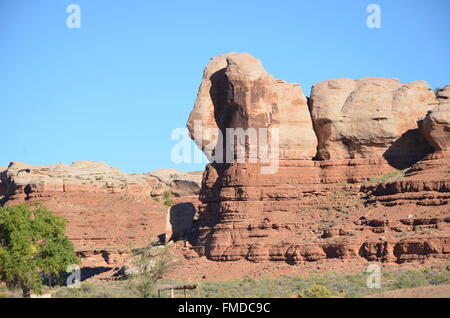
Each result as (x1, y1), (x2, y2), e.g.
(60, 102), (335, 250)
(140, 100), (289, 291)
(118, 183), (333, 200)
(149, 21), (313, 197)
(187, 53), (450, 264)
(0, 161), (167, 252)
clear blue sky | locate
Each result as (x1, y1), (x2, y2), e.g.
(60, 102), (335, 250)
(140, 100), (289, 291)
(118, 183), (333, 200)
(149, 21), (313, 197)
(1, 0), (449, 173)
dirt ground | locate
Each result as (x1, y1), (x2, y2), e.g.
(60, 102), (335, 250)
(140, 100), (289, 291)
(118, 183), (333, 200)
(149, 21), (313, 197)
(365, 284), (450, 298)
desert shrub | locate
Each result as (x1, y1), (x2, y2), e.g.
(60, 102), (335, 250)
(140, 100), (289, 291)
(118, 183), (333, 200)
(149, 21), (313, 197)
(363, 170), (406, 185)
(163, 190), (174, 206)
(298, 284), (332, 298)
(80, 282), (97, 293)
(127, 243), (179, 298)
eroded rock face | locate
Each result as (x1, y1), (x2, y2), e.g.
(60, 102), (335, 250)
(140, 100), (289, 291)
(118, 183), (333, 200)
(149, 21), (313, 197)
(1, 160), (154, 199)
(0, 161), (168, 252)
(309, 78), (436, 166)
(0, 161), (206, 278)
(148, 168), (202, 198)
(419, 85), (450, 153)
(187, 52), (317, 161)
(187, 53), (450, 265)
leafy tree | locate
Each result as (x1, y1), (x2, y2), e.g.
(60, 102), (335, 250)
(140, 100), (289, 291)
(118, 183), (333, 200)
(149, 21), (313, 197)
(0, 203), (79, 297)
(127, 243), (178, 298)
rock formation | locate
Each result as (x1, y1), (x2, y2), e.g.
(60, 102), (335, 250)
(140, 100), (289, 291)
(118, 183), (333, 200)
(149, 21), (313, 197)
(0, 161), (202, 275)
(187, 53), (317, 162)
(148, 168), (202, 198)
(419, 85), (450, 154)
(366, 85), (450, 206)
(0, 161), (167, 251)
(187, 52), (450, 265)
(309, 77), (436, 167)
(1, 161), (153, 200)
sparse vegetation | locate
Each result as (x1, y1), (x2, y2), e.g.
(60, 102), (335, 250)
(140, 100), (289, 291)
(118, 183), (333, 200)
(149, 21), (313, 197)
(151, 196), (160, 203)
(127, 243), (179, 298)
(325, 191), (364, 216)
(184, 266), (450, 298)
(33, 265), (450, 298)
(298, 284), (332, 298)
(363, 169), (407, 185)
(163, 190), (174, 206)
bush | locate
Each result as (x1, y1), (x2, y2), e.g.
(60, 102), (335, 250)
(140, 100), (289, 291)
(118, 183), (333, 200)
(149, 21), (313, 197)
(127, 243), (179, 298)
(363, 170), (406, 185)
(298, 284), (332, 298)
(163, 190), (174, 206)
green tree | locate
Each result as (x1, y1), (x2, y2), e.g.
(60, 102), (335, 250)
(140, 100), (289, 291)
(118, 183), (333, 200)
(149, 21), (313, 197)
(0, 203), (79, 297)
(127, 243), (178, 298)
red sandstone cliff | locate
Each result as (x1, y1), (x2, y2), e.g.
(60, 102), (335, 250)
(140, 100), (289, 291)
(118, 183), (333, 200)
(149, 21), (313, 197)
(186, 53), (449, 265)
(0, 161), (202, 277)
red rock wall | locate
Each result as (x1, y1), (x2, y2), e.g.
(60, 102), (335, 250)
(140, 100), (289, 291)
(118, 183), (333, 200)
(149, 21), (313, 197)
(187, 54), (450, 265)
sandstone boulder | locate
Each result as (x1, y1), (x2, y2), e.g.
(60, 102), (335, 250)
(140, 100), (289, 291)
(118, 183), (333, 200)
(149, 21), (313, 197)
(187, 52), (317, 162)
(309, 78), (436, 166)
(419, 85), (450, 152)
(148, 168), (202, 197)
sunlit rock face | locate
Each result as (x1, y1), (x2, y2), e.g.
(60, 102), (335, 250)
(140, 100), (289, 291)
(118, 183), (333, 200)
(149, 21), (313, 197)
(187, 52), (317, 162)
(419, 85), (450, 153)
(309, 77), (436, 167)
(185, 53), (449, 264)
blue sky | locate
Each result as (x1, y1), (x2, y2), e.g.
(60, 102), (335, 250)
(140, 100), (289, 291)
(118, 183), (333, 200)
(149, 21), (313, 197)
(1, 0), (449, 173)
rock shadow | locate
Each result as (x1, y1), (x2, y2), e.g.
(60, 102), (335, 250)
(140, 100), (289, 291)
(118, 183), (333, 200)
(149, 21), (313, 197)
(383, 129), (433, 170)
(168, 202), (197, 243)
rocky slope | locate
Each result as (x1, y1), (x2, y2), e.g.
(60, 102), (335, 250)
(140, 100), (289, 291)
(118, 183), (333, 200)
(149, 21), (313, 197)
(186, 53), (450, 265)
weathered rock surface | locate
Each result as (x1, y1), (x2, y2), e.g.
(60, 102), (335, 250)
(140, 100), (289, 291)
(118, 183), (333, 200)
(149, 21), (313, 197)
(0, 161), (203, 267)
(187, 53), (450, 265)
(309, 77), (436, 166)
(419, 85), (450, 153)
(1, 160), (155, 200)
(368, 86), (450, 206)
(0, 161), (168, 252)
(0, 161), (204, 280)
(148, 168), (202, 198)
(187, 52), (317, 161)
